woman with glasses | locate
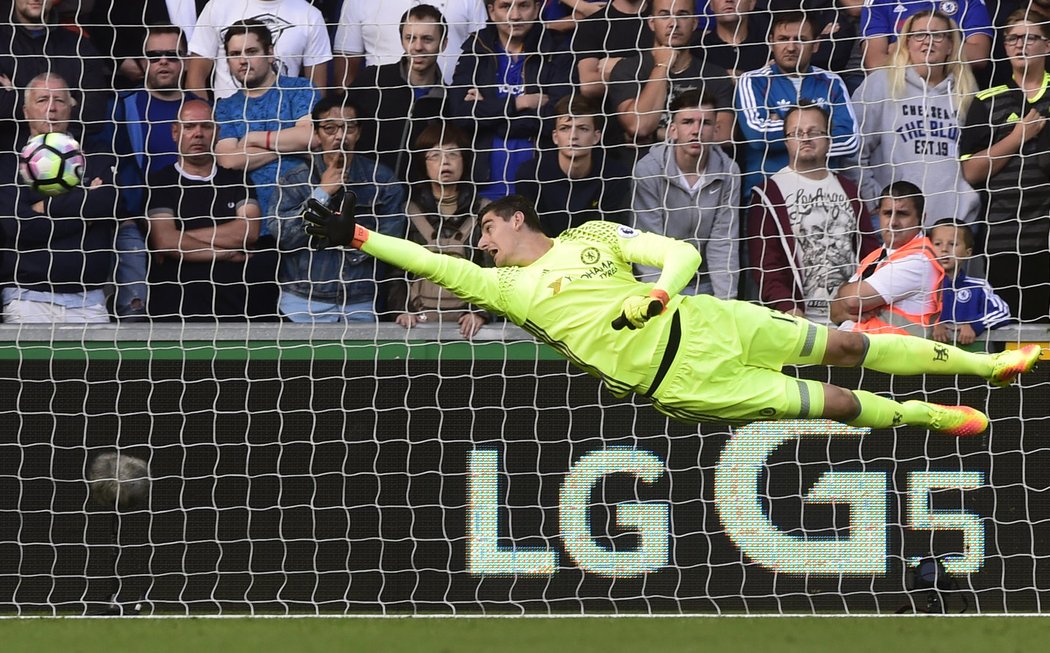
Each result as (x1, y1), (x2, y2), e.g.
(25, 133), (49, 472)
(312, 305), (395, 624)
(958, 10), (1050, 323)
(851, 10), (979, 226)
(389, 123), (492, 338)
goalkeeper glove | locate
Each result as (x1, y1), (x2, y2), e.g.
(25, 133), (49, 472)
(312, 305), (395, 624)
(611, 290), (669, 330)
(302, 189), (360, 249)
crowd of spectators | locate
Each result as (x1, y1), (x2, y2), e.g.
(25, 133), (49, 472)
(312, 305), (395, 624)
(0, 0), (1047, 341)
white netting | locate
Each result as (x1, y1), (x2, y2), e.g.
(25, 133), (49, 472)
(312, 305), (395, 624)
(0, 1), (1047, 615)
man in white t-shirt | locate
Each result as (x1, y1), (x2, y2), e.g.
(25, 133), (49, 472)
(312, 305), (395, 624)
(185, 0), (332, 99)
(831, 181), (944, 336)
(749, 101), (880, 319)
(333, 0), (486, 85)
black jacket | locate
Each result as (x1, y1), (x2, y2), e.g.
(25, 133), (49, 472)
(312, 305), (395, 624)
(0, 147), (121, 292)
(0, 21), (111, 153)
(516, 150), (632, 237)
(449, 24), (573, 183)
(351, 60), (448, 181)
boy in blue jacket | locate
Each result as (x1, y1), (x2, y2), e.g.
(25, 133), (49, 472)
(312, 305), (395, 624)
(929, 220), (1013, 347)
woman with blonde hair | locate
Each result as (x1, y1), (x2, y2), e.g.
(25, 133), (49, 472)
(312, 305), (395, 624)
(851, 10), (979, 225)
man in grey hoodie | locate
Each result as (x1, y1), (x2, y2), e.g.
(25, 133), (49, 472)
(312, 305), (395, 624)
(632, 89), (741, 298)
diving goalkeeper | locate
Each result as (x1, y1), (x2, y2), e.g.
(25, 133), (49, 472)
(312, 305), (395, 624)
(304, 194), (1042, 435)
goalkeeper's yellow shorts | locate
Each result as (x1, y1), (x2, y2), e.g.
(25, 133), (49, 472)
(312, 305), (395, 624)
(649, 296), (830, 424)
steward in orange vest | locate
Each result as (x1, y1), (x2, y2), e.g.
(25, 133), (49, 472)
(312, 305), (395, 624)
(830, 184), (944, 336)
(850, 235), (945, 335)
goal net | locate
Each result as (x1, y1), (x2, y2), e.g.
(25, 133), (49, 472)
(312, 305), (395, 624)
(0, 4), (1048, 616)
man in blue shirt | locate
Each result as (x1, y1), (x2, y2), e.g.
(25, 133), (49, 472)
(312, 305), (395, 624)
(214, 19), (320, 220)
(107, 25), (189, 320)
(861, 0), (993, 71)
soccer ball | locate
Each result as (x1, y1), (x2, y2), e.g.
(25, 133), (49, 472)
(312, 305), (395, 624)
(19, 131), (86, 196)
(87, 452), (150, 510)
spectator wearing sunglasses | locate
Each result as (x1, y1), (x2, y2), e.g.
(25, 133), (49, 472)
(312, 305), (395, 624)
(102, 25), (192, 321)
(109, 26), (190, 216)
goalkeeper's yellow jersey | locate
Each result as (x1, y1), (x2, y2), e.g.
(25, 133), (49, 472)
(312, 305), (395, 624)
(362, 221), (701, 398)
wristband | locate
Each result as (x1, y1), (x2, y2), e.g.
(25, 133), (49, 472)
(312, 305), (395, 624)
(265, 131), (273, 151)
(649, 289), (670, 306)
(351, 224), (369, 249)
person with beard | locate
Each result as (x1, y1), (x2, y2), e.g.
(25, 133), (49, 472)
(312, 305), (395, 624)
(107, 26), (191, 320)
(214, 19), (320, 220)
(736, 10), (859, 197)
(185, 0), (331, 101)
(271, 95), (407, 323)
(749, 101), (879, 320)
(632, 90), (740, 299)
(145, 99), (278, 320)
(111, 26), (190, 214)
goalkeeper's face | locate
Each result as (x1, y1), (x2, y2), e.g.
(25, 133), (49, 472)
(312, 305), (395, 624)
(479, 210), (527, 267)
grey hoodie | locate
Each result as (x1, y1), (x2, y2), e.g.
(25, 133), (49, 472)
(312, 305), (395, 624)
(851, 67), (979, 225)
(632, 142), (741, 298)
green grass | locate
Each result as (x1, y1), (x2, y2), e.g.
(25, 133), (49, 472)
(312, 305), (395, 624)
(3, 616), (1049, 653)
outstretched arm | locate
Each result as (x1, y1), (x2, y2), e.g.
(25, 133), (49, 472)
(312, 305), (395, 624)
(303, 199), (506, 315)
(361, 230), (503, 312)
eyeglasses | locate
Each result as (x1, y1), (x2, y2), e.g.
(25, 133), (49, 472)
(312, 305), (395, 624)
(319, 122), (359, 136)
(425, 150), (464, 162)
(1004, 33), (1049, 46)
(145, 50), (182, 62)
(907, 31), (949, 44)
(785, 129), (828, 140)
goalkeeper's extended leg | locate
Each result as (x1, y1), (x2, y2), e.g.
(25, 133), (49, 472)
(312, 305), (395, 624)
(821, 384), (988, 436)
(823, 331), (1042, 386)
